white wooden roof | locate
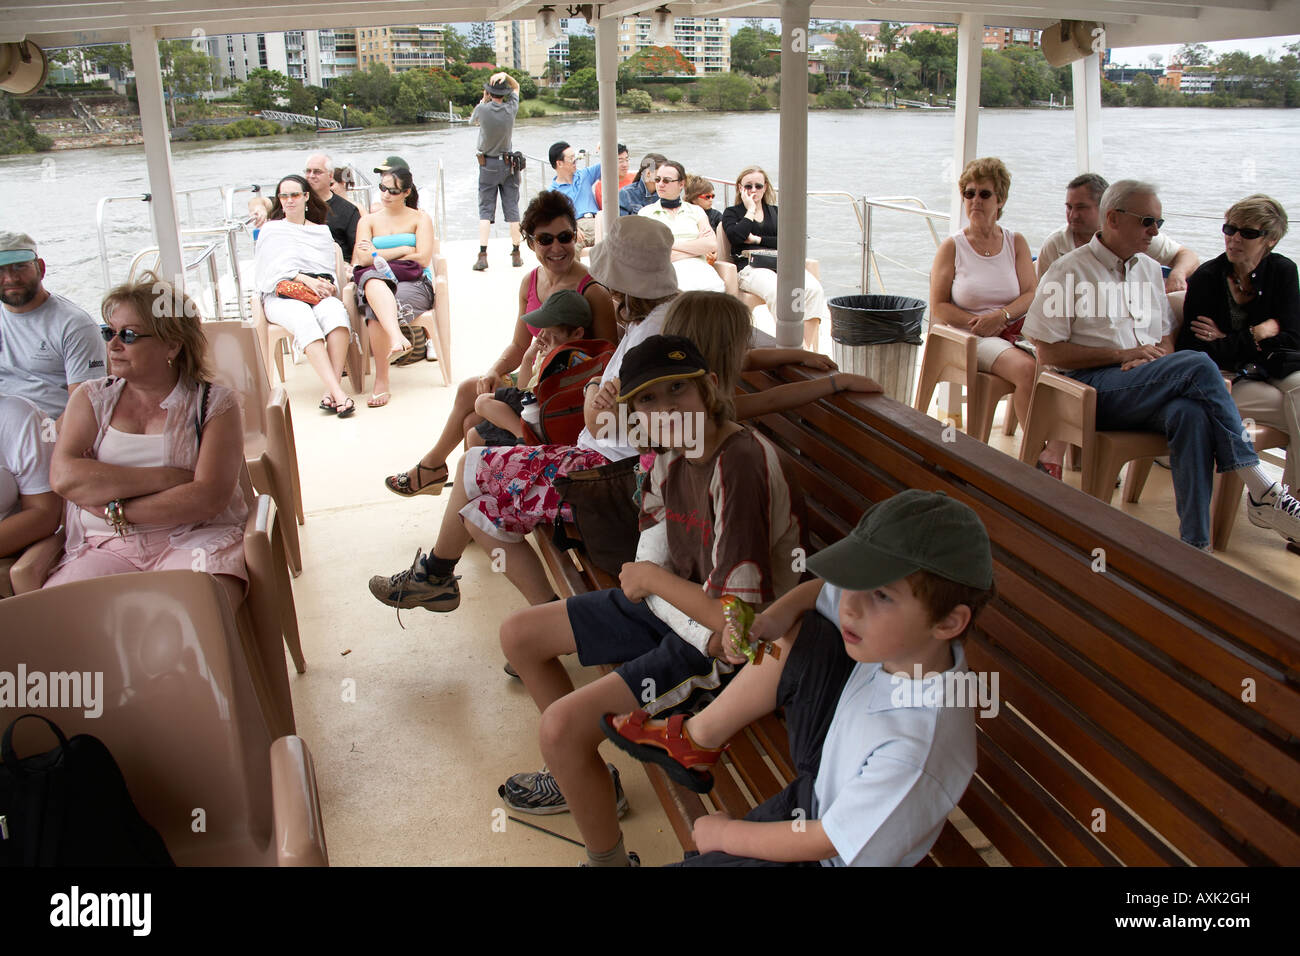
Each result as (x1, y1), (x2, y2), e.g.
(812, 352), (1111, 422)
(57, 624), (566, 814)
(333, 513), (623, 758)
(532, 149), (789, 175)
(4, 0), (1299, 50)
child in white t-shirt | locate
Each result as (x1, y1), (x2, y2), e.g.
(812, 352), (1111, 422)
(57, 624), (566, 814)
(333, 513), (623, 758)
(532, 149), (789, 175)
(603, 489), (996, 866)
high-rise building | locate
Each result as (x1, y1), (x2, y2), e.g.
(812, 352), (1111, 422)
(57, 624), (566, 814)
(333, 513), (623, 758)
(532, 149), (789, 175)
(495, 18), (570, 80)
(354, 25), (447, 72)
(617, 16), (730, 74)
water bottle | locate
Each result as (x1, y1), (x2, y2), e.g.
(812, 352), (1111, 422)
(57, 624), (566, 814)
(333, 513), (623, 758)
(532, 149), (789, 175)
(371, 252), (397, 282)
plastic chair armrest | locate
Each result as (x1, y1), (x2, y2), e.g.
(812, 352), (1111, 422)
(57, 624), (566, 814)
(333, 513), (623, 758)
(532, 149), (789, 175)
(270, 735), (329, 866)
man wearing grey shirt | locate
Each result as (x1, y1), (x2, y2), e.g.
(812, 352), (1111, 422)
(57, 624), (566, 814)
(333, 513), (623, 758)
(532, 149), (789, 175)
(471, 71), (523, 272)
(0, 232), (103, 420)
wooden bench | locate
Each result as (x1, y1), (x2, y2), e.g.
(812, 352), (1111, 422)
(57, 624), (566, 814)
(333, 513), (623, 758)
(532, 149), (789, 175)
(533, 361), (1300, 866)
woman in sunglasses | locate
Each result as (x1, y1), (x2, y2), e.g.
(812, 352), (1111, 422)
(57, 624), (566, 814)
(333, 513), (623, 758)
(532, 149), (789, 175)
(638, 159), (724, 294)
(929, 157), (1065, 477)
(1178, 194), (1300, 492)
(255, 173), (354, 416)
(721, 165), (831, 350)
(44, 273), (248, 609)
(353, 166), (435, 408)
(383, 190), (616, 498)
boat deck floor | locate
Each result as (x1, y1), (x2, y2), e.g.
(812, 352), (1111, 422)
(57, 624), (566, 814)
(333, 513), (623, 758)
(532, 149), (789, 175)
(282, 237), (1298, 867)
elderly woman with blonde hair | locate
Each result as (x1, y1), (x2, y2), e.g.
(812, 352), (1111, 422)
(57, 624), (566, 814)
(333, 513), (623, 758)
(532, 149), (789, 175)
(929, 156), (1064, 477)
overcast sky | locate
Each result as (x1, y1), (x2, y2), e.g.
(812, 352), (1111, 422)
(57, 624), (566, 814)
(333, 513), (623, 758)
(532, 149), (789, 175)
(1108, 36), (1299, 65)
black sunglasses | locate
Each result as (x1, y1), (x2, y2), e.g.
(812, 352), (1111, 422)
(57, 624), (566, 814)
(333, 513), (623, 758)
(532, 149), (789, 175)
(377, 184), (405, 195)
(1223, 223), (1266, 240)
(100, 326), (154, 344)
(529, 230), (575, 246)
(1116, 209), (1165, 230)
(963, 188), (994, 200)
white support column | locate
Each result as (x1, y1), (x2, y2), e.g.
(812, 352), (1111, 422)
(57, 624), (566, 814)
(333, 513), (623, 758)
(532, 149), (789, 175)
(949, 13), (984, 232)
(596, 14), (620, 235)
(129, 25), (184, 289)
(775, 0), (811, 348)
(1072, 54), (1103, 174)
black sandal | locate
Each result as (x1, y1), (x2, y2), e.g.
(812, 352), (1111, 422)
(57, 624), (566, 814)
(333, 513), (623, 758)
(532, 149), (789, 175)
(320, 396), (338, 413)
(384, 462), (448, 498)
(336, 397), (357, 419)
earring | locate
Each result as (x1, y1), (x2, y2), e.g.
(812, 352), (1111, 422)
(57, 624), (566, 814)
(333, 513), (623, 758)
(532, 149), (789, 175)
(168, 357), (174, 367)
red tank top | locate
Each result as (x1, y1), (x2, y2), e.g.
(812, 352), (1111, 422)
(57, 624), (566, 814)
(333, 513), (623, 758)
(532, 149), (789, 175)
(526, 270), (595, 336)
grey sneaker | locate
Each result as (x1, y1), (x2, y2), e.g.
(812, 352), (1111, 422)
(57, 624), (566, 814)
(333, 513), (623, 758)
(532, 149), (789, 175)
(1247, 482), (1300, 545)
(367, 548), (461, 612)
(499, 763), (628, 817)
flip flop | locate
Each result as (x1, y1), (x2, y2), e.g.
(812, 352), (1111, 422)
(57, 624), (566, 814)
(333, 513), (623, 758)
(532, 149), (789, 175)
(319, 396), (338, 413)
(389, 344), (414, 365)
(384, 462), (448, 498)
(368, 392), (391, 408)
(336, 397), (356, 419)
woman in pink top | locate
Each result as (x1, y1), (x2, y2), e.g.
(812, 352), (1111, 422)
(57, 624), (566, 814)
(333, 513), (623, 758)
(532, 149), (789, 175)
(929, 157), (1064, 477)
(46, 274), (248, 610)
(383, 190), (617, 498)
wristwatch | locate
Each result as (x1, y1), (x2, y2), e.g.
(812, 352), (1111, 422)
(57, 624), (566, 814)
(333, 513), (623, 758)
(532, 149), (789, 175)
(105, 498), (129, 538)
(1001, 308), (1012, 326)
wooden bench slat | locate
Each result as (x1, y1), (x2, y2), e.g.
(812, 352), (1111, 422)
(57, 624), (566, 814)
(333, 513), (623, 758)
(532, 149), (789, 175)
(726, 728), (788, 805)
(644, 763), (704, 853)
(928, 819), (990, 867)
(958, 774), (1063, 866)
(752, 714), (796, 782)
(710, 754), (761, 818)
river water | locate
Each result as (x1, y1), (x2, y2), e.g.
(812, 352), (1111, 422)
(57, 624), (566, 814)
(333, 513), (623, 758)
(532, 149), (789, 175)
(2, 107), (1299, 314)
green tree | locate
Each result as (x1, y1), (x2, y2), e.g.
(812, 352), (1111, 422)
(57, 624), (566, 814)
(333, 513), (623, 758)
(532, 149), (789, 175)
(877, 22), (904, 54)
(442, 27), (469, 63)
(1129, 71), (1160, 107)
(696, 72), (754, 110)
(1176, 43), (1212, 67)
(160, 39), (216, 98)
(980, 50), (1015, 107)
(285, 79), (317, 114)
(624, 46), (695, 77)
(881, 51), (920, 90)
(238, 68), (288, 110)
(568, 34), (596, 73)
(901, 30), (957, 95)
(818, 90), (855, 109)
(625, 89), (652, 112)
(730, 25), (780, 74)
(748, 90), (771, 110)
(1002, 48), (1055, 104)
(467, 22), (495, 62)
(560, 67), (599, 109)
(750, 57), (779, 78)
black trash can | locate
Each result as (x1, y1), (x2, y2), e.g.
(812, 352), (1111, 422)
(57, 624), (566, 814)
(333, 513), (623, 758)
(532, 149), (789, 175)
(827, 295), (926, 405)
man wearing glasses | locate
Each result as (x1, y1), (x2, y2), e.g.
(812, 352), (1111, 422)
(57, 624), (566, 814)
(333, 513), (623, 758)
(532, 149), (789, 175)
(547, 141), (602, 248)
(248, 152), (359, 260)
(1037, 172), (1198, 292)
(472, 72), (523, 272)
(0, 232), (102, 420)
(1024, 181), (1300, 552)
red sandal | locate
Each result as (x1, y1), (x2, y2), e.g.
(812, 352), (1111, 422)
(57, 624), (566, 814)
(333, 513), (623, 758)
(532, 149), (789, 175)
(600, 709), (723, 794)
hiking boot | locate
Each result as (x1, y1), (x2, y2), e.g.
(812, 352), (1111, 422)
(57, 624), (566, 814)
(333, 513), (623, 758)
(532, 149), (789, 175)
(472, 252), (489, 271)
(511, 246), (523, 267)
(499, 763), (628, 817)
(579, 851), (640, 868)
(1247, 482), (1300, 545)
(367, 549), (461, 611)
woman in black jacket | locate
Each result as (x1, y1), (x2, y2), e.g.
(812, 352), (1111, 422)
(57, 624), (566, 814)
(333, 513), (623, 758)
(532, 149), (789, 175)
(720, 165), (829, 350)
(1178, 194), (1299, 489)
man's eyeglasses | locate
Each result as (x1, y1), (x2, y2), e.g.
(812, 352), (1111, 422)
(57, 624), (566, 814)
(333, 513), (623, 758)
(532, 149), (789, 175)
(741, 183), (765, 192)
(100, 326), (154, 344)
(278, 191), (305, 200)
(529, 230), (576, 246)
(377, 185), (404, 195)
(1223, 223), (1266, 240)
(655, 177), (679, 185)
(305, 167), (327, 175)
(1116, 209), (1165, 230)
(963, 188), (994, 200)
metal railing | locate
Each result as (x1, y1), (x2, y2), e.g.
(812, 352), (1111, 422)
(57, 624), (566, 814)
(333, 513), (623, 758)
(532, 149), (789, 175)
(124, 240), (225, 320)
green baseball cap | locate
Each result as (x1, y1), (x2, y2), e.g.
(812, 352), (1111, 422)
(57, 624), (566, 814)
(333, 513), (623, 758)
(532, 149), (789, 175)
(521, 288), (593, 330)
(806, 490), (993, 591)
(374, 156), (410, 173)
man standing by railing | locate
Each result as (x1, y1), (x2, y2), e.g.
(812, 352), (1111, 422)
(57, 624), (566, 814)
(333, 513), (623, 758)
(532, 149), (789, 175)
(472, 72), (523, 272)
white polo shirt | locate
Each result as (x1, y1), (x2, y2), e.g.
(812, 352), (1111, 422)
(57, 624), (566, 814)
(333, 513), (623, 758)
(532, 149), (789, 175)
(0, 394), (53, 522)
(1038, 226), (1180, 275)
(811, 584), (978, 867)
(1024, 233), (1173, 356)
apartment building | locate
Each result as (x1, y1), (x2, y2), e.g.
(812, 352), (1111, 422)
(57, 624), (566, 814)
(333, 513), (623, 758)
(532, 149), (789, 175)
(494, 18), (570, 79)
(354, 25), (447, 72)
(982, 26), (1041, 51)
(617, 16), (730, 74)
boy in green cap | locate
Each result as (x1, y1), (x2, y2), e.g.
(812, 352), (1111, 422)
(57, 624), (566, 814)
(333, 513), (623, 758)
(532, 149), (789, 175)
(603, 489), (996, 866)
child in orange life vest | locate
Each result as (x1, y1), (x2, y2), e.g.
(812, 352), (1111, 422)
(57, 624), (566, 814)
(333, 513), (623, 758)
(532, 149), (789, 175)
(498, 334), (801, 866)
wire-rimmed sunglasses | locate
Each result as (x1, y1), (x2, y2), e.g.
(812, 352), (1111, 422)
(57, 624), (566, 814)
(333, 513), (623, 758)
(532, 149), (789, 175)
(100, 326), (154, 344)
(1116, 209), (1165, 230)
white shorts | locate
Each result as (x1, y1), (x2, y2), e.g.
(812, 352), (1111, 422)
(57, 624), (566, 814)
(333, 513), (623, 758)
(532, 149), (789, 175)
(262, 294), (350, 357)
(738, 265), (830, 322)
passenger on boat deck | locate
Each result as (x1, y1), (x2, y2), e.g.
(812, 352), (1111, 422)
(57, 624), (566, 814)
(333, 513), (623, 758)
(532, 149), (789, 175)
(685, 175), (722, 232)
(593, 143), (634, 212)
(331, 165), (367, 220)
(1025, 179), (1300, 552)
(547, 141), (602, 248)
(254, 174), (354, 417)
(929, 157), (1065, 478)
(619, 153), (666, 217)
(1036, 172), (1198, 292)
(368, 215), (679, 614)
(639, 160), (725, 294)
(721, 165), (831, 351)
(248, 152), (360, 261)
(471, 73), (523, 271)
(1176, 194), (1300, 497)
(353, 166), (436, 409)
(44, 274), (248, 612)
(0, 392), (61, 561)
(381, 189), (616, 499)
(0, 231), (103, 420)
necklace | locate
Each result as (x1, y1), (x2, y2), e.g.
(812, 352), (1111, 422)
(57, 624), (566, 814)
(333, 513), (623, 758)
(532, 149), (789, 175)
(1229, 272), (1256, 298)
(967, 230), (999, 257)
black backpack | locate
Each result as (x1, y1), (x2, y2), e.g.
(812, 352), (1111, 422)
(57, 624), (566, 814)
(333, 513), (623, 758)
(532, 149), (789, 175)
(0, 714), (174, 866)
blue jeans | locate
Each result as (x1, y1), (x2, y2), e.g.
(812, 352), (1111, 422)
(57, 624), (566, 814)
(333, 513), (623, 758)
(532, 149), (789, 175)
(1068, 351), (1258, 548)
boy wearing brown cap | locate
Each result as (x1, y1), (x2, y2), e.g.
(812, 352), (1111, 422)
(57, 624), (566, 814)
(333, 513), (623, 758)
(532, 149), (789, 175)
(604, 489), (995, 866)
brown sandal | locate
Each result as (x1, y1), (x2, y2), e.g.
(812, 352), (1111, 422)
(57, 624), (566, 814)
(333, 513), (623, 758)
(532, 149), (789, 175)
(384, 462), (448, 498)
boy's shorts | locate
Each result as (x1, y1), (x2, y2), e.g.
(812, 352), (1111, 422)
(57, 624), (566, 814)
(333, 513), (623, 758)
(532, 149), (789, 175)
(567, 589), (737, 716)
(474, 385), (527, 447)
(673, 608), (852, 867)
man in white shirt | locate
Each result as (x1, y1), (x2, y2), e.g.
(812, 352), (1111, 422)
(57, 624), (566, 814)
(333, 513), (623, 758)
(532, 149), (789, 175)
(1024, 180), (1300, 551)
(1036, 173), (1199, 292)
(0, 392), (61, 562)
(0, 232), (103, 420)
